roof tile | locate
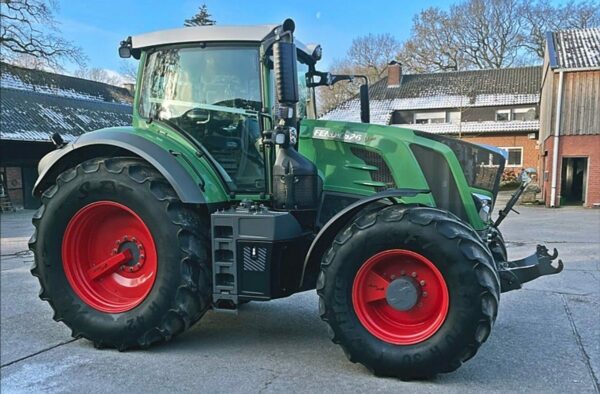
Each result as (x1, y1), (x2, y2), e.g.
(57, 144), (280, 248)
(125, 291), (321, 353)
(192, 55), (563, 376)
(322, 66), (542, 124)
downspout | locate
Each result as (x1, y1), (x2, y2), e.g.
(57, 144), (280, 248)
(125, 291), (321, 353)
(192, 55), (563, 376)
(549, 70), (564, 207)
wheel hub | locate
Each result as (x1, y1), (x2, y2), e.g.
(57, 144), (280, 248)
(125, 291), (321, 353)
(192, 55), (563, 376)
(113, 236), (146, 272)
(352, 249), (449, 345)
(385, 277), (421, 311)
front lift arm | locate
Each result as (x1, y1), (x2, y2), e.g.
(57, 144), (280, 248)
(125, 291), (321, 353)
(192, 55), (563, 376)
(491, 178), (563, 292)
(499, 245), (564, 292)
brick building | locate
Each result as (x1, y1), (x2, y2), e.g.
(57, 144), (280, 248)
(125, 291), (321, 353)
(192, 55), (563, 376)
(321, 64), (542, 176)
(0, 62), (133, 209)
(539, 28), (600, 208)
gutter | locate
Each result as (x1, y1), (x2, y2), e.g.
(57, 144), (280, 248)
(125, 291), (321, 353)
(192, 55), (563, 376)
(552, 66), (600, 73)
(549, 70), (564, 207)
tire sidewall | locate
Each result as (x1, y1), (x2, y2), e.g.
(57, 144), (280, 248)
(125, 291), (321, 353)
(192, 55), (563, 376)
(35, 163), (186, 344)
(322, 207), (494, 375)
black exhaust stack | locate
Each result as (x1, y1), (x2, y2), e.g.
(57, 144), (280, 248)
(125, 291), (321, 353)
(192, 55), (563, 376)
(271, 19), (320, 211)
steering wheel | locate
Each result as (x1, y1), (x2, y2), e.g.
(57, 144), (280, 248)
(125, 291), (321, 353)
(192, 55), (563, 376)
(183, 108), (211, 124)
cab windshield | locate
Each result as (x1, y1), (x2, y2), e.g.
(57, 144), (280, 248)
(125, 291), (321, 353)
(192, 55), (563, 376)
(139, 46), (265, 192)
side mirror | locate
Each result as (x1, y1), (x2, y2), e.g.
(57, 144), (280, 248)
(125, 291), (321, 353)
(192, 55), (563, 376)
(119, 38), (132, 58)
(360, 84), (370, 123)
(273, 41), (299, 105)
(119, 46), (131, 59)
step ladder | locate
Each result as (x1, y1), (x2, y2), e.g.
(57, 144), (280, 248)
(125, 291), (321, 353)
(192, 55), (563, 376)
(0, 173), (15, 212)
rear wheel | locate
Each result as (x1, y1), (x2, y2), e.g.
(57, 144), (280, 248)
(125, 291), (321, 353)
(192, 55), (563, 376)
(29, 157), (211, 349)
(317, 205), (500, 378)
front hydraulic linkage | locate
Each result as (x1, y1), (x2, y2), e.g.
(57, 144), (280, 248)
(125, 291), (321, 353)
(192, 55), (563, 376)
(499, 245), (564, 293)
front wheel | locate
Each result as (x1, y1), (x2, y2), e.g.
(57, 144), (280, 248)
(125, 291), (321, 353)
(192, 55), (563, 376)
(29, 157), (211, 349)
(317, 206), (500, 378)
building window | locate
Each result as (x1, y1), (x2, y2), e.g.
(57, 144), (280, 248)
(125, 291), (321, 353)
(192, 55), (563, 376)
(496, 109), (510, 121)
(414, 112), (446, 124)
(500, 147), (523, 167)
(495, 107), (536, 121)
(414, 111), (460, 124)
(513, 107), (536, 121)
(448, 111), (461, 124)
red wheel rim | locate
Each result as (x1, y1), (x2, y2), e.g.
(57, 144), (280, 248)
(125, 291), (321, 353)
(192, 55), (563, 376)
(62, 201), (157, 313)
(352, 249), (449, 345)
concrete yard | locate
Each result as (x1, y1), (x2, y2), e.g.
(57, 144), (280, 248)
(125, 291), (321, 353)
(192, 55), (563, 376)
(1, 203), (599, 393)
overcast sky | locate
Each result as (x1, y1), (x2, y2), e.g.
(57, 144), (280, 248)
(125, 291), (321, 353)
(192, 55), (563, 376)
(56, 0), (458, 73)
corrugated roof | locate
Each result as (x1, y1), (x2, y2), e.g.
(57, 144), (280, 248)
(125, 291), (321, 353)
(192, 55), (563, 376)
(393, 120), (540, 135)
(321, 66), (542, 124)
(1, 63), (132, 103)
(550, 28), (600, 69)
(0, 89), (132, 142)
(0, 63), (133, 142)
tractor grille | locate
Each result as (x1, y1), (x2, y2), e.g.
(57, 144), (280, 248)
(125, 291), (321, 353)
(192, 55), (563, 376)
(242, 246), (267, 272)
(410, 144), (468, 221)
(350, 147), (396, 192)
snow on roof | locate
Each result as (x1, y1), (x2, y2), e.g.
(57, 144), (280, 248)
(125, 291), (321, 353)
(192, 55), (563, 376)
(1, 89), (132, 142)
(321, 66), (541, 124)
(1, 63), (133, 143)
(549, 28), (600, 69)
(0, 62), (132, 104)
(392, 120), (540, 135)
(321, 93), (539, 125)
(322, 99), (394, 124)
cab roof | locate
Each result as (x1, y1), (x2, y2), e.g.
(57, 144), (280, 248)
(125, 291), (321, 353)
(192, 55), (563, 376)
(130, 25), (278, 49)
(129, 24), (315, 59)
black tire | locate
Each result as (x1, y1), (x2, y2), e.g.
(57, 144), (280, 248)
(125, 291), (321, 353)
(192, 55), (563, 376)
(317, 205), (500, 379)
(29, 157), (211, 350)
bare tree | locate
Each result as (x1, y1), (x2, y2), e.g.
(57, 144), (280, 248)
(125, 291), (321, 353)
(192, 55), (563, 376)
(399, 8), (464, 73)
(119, 60), (138, 83)
(521, 0), (600, 58)
(74, 67), (122, 86)
(399, 0), (525, 71)
(401, 0), (600, 71)
(318, 33), (400, 114)
(346, 33), (401, 82)
(453, 0), (525, 69)
(317, 61), (360, 114)
(0, 0), (85, 70)
(562, 0), (600, 29)
(5, 52), (49, 70)
(184, 4), (216, 27)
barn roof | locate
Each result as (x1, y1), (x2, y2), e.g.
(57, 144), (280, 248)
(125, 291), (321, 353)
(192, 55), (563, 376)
(548, 28), (600, 69)
(0, 63), (132, 142)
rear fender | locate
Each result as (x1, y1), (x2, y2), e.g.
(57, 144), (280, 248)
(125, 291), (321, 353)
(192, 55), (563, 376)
(300, 188), (430, 289)
(34, 129), (206, 204)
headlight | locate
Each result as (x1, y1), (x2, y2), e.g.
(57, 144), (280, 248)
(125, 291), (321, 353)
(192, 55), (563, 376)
(472, 193), (492, 223)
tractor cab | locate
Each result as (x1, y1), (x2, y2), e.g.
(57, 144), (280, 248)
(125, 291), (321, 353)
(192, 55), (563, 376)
(119, 21), (324, 194)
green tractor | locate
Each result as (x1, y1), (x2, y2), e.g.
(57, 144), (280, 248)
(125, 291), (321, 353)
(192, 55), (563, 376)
(29, 19), (563, 378)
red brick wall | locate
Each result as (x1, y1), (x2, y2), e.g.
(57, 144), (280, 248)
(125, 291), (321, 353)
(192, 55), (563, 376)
(460, 133), (539, 169)
(542, 134), (600, 207)
(0, 167), (23, 207)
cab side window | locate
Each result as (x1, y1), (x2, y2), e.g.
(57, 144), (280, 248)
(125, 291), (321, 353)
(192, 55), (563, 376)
(296, 61), (309, 119)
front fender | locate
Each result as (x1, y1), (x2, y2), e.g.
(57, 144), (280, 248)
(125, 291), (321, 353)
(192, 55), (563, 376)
(34, 129), (206, 204)
(300, 188), (430, 289)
